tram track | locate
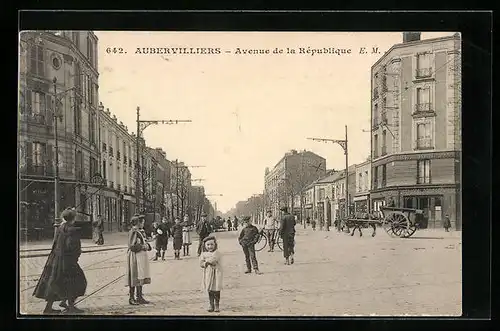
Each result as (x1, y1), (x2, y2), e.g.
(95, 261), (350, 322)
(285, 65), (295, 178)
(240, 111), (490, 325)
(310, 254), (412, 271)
(20, 249), (127, 293)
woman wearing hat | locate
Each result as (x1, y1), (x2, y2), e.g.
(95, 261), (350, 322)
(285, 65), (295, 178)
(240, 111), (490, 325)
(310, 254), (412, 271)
(125, 214), (152, 305)
(33, 207), (87, 314)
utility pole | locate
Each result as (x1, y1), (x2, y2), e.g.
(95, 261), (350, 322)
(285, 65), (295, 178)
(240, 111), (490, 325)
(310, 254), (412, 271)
(135, 106), (191, 214)
(308, 124), (349, 231)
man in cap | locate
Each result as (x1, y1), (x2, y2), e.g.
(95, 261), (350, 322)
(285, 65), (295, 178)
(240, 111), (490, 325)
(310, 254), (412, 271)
(238, 216), (262, 274)
(196, 213), (211, 256)
(279, 206), (296, 265)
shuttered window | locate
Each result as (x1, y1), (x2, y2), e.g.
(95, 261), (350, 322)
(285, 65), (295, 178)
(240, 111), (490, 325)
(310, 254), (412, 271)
(29, 45), (44, 76)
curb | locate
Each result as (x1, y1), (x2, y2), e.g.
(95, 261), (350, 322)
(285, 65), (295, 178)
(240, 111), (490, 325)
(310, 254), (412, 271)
(20, 245), (127, 259)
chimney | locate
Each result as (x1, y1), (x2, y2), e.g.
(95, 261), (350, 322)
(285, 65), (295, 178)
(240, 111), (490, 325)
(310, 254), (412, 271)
(403, 32), (421, 43)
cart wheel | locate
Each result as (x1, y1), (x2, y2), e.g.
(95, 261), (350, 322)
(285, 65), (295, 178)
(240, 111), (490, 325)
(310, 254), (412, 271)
(384, 211), (410, 238)
(403, 225), (417, 238)
(254, 233), (267, 252)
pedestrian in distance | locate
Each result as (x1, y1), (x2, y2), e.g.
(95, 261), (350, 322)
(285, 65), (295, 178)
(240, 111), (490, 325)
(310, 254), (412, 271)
(196, 213), (212, 256)
(199, 236), (223, 312)
(152, 217), (170, 261)
(126, 214), (152, 306)
(279, 206), (296, 265)
(263, 210), (278, 252)
(172, 217), (184, 260)
(311, 218), (317, 231)
(326, 218), (331, 231)
(238, 216), (262, 274)
(92, 214), (104, 245)
(182, 214), (192, 256)
(443, 214), (452, 232)
(233, 216), (239, 231)
(227, 218), (232, 231)
(33, 207), (87, 315)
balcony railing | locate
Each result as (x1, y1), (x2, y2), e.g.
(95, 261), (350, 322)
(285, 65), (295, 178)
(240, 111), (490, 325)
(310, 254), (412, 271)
(23, 164), (54, 176)
(415, 67), (433, 79)
(414, 103), (432, 113)
(25, 113), (47, 125)
(381, 146), (387, 156)
(416, 138), (433, 150)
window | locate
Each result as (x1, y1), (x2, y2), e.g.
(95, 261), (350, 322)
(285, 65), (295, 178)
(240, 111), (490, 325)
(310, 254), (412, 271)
(416, 53), (432, 77)
(87, 35), (95, 68)
(74, 62), (82, 94)
(373, 103), (378, 126)
(75, 150), (83, 179)
(358, 173), (363, 192)
(29, 44), (44, 76)
(74, 99), (82, 135)
(373, 166), (378, 189)
(72, 32), (80, 48)
(102, 160), (107, 179)
(319, 188), (325, 200)
(382, 164), (387, 187)
(373, 134), (379, 158)
(416, 87), (431, 112)
(90, 156), (98, 178)
(416, 122), (432, 149)
(28, 91), (47, 124)
(417, 159), (431, 184)
(364, 171), (369, 190)
(89, 111), (97, 145)
(382, 130), (387, 155)
(32, 142), (46, 166)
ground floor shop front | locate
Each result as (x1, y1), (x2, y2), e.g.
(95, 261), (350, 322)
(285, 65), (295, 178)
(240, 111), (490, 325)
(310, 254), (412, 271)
(370, 184), (460, 230)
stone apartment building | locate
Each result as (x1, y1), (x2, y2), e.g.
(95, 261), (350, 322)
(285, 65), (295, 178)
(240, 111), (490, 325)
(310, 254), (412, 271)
(19, 31), (100, 236)
(354, 160), (371, 213)
(370, 32), (461, 229)
(264, 149), (326, 217)
(98, 104), (136, 231)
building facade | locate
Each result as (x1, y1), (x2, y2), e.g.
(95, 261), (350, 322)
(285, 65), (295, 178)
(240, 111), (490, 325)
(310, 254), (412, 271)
(370, 32), (461, 229)
(19, 31), (100, 237)
(98, 104), (136, 231)
(264, 149), (326, 216)
(332, 166), (356, 221)
(354, 160), (371, 214)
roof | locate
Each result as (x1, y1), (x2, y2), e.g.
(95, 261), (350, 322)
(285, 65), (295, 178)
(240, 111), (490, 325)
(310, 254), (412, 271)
(316, 171), (344, 184)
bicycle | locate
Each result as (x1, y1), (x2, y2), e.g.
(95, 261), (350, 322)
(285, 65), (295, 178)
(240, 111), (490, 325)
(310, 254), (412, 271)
(255, 229), (283, 252)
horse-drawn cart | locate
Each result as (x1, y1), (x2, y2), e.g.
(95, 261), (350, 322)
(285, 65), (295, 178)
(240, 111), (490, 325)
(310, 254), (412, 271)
(340, 206), (425, 238)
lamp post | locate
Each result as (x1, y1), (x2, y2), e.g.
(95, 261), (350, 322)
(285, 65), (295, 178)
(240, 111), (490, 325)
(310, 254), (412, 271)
(308, 125), (349, 231)
(53, 77), (60, 226)
(135, 106), (192, 214)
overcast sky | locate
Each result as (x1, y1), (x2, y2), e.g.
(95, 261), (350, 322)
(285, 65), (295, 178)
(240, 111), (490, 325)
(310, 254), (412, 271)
(95, 31), (455, 213)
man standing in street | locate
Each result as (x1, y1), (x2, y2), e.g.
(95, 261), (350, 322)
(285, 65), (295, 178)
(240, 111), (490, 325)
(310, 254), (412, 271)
(238, 216), (262, 274)
(279, 206), (296, 265)
(263, 210), (278, 252)
(196, 213), (211, 256)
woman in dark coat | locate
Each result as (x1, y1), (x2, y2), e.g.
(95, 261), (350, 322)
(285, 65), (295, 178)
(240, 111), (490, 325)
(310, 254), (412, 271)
(171, 217), (183, 260)
(33, 208), (87, 314)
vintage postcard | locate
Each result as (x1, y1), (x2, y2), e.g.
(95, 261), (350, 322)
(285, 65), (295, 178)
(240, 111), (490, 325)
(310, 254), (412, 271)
(18, 31), (462, 316)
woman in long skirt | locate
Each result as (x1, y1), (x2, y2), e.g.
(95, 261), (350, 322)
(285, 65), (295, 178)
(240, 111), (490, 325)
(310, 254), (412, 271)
(182, 215), (192, 256)
(171, 217), (183, 260)
(33, 208), (87, 314)
(125, 214), (152, 305)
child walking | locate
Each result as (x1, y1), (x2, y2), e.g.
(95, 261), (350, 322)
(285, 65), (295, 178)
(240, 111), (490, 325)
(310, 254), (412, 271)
(182, 215), (192, 256)
(199, 236), (223, 312)
(171, 217), (183, 260)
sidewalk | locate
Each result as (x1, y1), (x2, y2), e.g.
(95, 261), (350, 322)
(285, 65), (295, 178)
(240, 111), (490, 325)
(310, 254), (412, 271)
(20, 231), (130, 255)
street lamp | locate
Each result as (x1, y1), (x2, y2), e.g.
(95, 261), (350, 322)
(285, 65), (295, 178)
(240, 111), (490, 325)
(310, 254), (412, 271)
(52, 77), (62, 233)
(308, 125), (349, 231)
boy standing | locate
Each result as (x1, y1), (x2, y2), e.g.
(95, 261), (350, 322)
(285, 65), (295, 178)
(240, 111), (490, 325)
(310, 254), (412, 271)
(238, 216), (262, 275)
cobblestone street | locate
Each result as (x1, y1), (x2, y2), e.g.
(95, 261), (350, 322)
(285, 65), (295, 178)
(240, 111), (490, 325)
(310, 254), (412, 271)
(19, 228), (461, 316)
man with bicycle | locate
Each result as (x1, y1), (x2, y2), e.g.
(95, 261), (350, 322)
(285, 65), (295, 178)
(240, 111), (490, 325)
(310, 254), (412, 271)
(263, 210), (278, 252)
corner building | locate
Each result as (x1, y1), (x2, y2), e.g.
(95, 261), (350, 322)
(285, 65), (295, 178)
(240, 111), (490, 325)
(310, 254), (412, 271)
(370, 32), (461, 229)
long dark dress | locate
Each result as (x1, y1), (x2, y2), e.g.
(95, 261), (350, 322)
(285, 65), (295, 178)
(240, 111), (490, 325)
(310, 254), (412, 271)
(33, 222), (87, 301)
(171, 224), (183, 250)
